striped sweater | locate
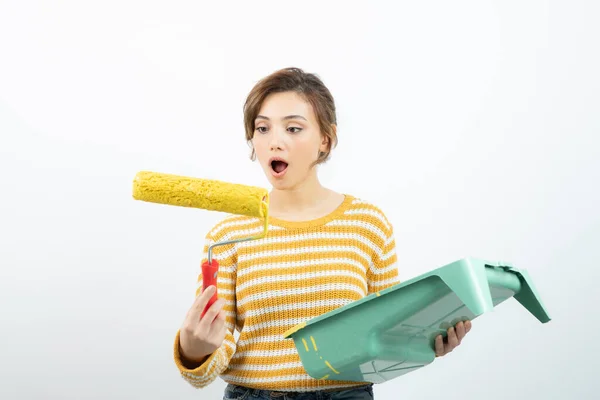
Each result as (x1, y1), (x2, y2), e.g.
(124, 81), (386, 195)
(173, 194), (400, 391)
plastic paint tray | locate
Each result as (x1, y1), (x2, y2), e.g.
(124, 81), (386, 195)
(283, 257), (551, 383)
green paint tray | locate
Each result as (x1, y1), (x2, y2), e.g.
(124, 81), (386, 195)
(283, 257), (550, 383)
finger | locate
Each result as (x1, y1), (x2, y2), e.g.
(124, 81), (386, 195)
(216, 309), (226, 323)
(434, 334), (445, 356)
(196, 285), (217, 310)
(199, 298), (225, 326)
(217, 320), (227, 343)
(209, 310), (226, 335)
(465, 320), (472, 333)
(221, 321), (227, 338)
(186, 286), (217, 321)
(210, 307), (226, 326)
(447, 327), (459, 350)
(455, 321), (466, 343)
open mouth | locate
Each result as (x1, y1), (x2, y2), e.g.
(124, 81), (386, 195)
(270, 158), (289, 175)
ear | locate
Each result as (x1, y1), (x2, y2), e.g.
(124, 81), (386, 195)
(319, 137), (329, 153)
(320, 124), (335, 151)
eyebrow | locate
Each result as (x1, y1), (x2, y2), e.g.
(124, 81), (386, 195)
(255, 114), (307, 121)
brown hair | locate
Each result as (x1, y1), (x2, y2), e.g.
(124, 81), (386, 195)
(243, 67), (338, 166)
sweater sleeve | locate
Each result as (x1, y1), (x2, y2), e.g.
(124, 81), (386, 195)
(173, 231), (238, 388)
(367, 217), (401, 294)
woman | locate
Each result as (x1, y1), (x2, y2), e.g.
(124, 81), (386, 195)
(173, 67), (471, 399)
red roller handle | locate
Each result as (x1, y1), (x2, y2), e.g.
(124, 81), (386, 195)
(201, 259), (219, 318)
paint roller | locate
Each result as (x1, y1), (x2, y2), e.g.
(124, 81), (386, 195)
(132, 171), (269, 316)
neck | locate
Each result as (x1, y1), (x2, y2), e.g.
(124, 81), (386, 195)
(269, 170), (330, 213)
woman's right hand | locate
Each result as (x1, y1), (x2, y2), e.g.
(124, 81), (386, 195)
(179, 285), (227, 364)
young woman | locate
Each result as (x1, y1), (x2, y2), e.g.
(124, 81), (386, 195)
(173, 67), (471, 399)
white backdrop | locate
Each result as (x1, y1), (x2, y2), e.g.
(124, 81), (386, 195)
(1, 1), (598, 399)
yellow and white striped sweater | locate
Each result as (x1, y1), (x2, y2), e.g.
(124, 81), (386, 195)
(173, 194), (400, 392)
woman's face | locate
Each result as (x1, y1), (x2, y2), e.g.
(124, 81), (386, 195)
(251, 91), (329, 190)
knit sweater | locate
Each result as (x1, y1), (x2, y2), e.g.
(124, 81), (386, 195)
(173, 194), (400, 392)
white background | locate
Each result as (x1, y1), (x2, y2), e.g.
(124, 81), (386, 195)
(1, 1), (598, 399)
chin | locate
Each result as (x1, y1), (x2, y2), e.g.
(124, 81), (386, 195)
(268, 178), (294, 190)
(266, 173), (303, 191)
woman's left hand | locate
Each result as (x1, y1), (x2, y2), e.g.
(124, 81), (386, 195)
(434, 320), (472, 357)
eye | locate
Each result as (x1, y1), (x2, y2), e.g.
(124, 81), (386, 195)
(256, 126), (268, 133)
(288, 127), (302, 133)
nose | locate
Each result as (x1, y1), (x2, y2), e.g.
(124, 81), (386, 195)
(268, 127), (285, 151)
